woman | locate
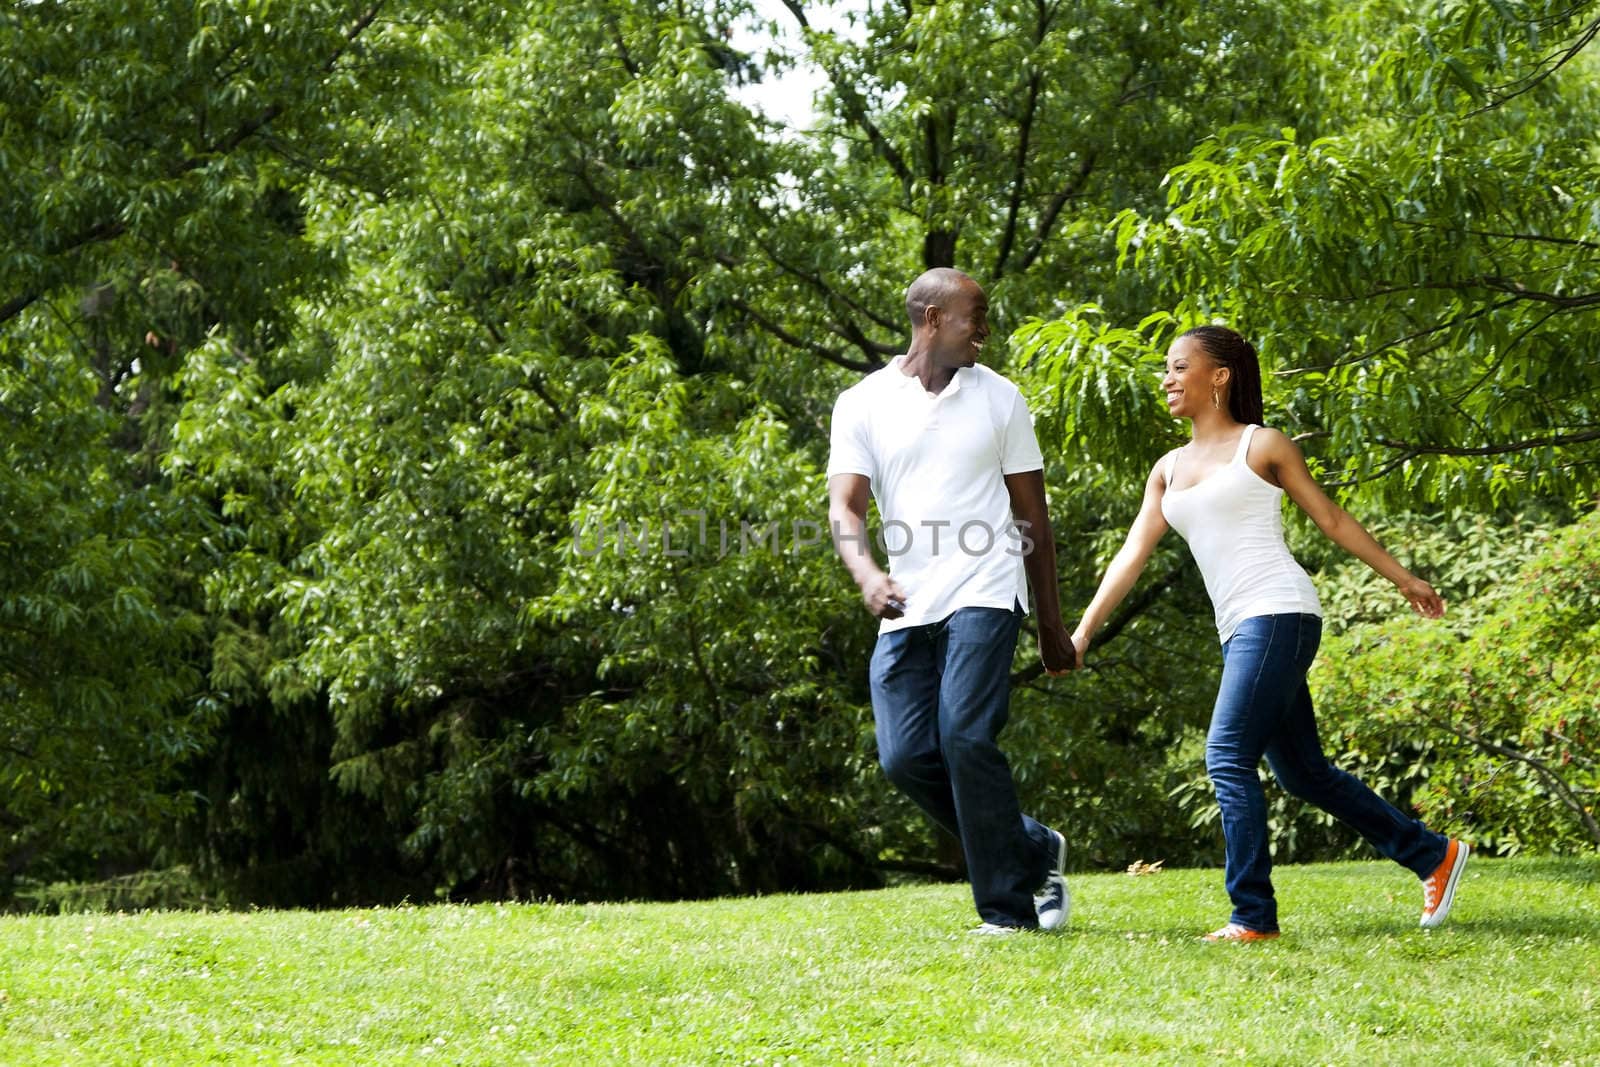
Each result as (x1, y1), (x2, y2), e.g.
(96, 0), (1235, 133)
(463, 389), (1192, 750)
(1071, 325), (1469, 941)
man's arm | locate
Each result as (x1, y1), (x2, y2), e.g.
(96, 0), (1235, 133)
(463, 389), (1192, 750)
(827, 473), (906, 619)
(1004, 468), (1076, 674)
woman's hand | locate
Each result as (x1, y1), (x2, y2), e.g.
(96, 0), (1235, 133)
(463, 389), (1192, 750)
(1397, 575), (1445, 619)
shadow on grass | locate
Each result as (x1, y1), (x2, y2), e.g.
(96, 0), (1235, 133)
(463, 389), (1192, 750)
(1465, 854), (1600, 887)
(1066, 888), (1597, 945)
(1282, 855), (1597, 887)
(1060, 912), (1595, 954)
(1330, 912), (1599, 940)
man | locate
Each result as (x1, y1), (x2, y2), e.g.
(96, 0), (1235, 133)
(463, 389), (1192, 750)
(826, 267), (1077, 935)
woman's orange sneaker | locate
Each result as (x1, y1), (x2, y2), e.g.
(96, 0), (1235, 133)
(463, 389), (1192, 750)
(1202, 922), (1280, 942)
(1420, 838), (1470, 928)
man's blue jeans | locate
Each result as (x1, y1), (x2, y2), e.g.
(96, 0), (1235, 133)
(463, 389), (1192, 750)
(1208, 613), (1449, 932)
(869, 605), (1054, 928)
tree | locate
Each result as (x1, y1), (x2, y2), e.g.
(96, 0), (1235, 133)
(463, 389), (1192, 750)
(9, 0), (1596, 907)
(162, 0), (1319, 900)
(0, 0), (443, 895)
(0, 333), (206, 892)
(1022, 0), (1600, 513)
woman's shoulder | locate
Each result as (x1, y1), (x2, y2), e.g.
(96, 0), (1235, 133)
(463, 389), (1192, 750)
(1247, 425), (1299, 454)
(1241, 426), (1307, 487)
(1150, 446), (1183, 486)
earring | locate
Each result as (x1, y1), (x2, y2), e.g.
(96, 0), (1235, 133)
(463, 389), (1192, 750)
(1211, 387), (1220, 409)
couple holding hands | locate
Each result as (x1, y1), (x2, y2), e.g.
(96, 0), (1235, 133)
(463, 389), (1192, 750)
(825, 268), (1469, 940)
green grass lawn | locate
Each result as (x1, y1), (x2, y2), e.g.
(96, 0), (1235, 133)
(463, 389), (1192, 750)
(0, 856), (1595, 1065)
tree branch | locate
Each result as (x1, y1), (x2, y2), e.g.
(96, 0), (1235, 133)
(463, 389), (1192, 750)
(1375, 427), (1600, 457)
(1545, 726), (1600, 770)
(992, 68), (1042, 281)
(1, 221), (129, 326)
(1303, 276), (1572, 303)
(1016, 148), (1097, 273)
(782, 0), (913, 187)
(921, 95), (959, 269)
(1321, 450), (1418, 489)
(0, 292), (40, 325)
(1442, 721), (1600, 845)
(1011, 55), (1149, 273)
(1011, 564), (1184, 684)
(742, 240), (902, 334)
(423, 190), (568, 425)
(684, 610), (726, 724)
(1467, 15), (1600, 117)
(1397, 220), (1600, 253)
(827, 318), (894, 366)
(176, 2), (386, 173)
(605, 10), (641, 76)
(731, 297), (876, 372)
(1478, 282), (1600, 308)
(1447, 305), (1566, 406)
(713, 242), (898, 365)
(1273, 297), (1522, 377)
(780, 0), (809, 28)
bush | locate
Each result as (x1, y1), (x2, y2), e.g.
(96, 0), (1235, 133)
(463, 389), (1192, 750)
(1312, 509), (1600, 853)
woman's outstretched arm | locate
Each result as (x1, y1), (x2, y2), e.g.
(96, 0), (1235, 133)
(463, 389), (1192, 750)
(1072, 456), (1174, 662)
(1255, 428), (1445, 619)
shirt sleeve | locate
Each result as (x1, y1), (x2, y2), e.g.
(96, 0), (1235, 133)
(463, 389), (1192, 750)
(999, 389), (1045, 475)
(826, 389), (876, 481)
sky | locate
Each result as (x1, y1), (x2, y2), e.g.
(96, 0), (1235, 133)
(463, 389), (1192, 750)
(728, 0), (867, 132)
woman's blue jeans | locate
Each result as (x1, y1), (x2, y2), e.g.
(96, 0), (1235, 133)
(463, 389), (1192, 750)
(1208, 613), (1449, 932)
(870, 606), (1055, 928)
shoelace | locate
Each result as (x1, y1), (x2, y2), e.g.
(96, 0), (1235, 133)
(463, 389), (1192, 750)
(1423, 878), (1440, 908)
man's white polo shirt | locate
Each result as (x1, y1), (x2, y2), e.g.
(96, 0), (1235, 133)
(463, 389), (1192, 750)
(827, 356), (1045, 633)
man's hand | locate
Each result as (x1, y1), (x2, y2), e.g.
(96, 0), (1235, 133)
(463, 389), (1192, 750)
(861, 572), (909, 620)
(1039, 620), (1077, 675)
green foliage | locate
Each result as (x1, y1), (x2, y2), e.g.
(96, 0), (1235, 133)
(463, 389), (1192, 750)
(1026, 0), (1600, 513)
(0, 333), (209, 892)
(10, 866), (222, 915)
(6, 0), (1599, 909)
(1, 0), (446, 901)
(143, 0), (1328, 904)
(1313, 509), (1600, 853)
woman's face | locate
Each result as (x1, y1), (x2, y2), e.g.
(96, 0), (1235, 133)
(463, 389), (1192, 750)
(1162, 335), (1223, 419)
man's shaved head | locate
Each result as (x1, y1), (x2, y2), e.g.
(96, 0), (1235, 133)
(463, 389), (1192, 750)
(906, 267), (977, 329)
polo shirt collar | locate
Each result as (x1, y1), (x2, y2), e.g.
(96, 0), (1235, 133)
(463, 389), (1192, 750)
(890, 355), (966, 397)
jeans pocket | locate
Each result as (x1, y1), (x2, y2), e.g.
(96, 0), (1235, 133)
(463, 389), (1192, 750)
(1295, 614), (1323, 670)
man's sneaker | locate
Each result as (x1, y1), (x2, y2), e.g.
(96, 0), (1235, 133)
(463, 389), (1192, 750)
(1034, 828), (1070, 931)
(1420, 838), (1470, 928)
(970, 922), (1024, 937)
(1202, 922), (1280, 943)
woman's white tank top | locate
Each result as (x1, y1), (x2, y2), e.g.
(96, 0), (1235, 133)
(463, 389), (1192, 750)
(1159, 425), (1322, 642)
